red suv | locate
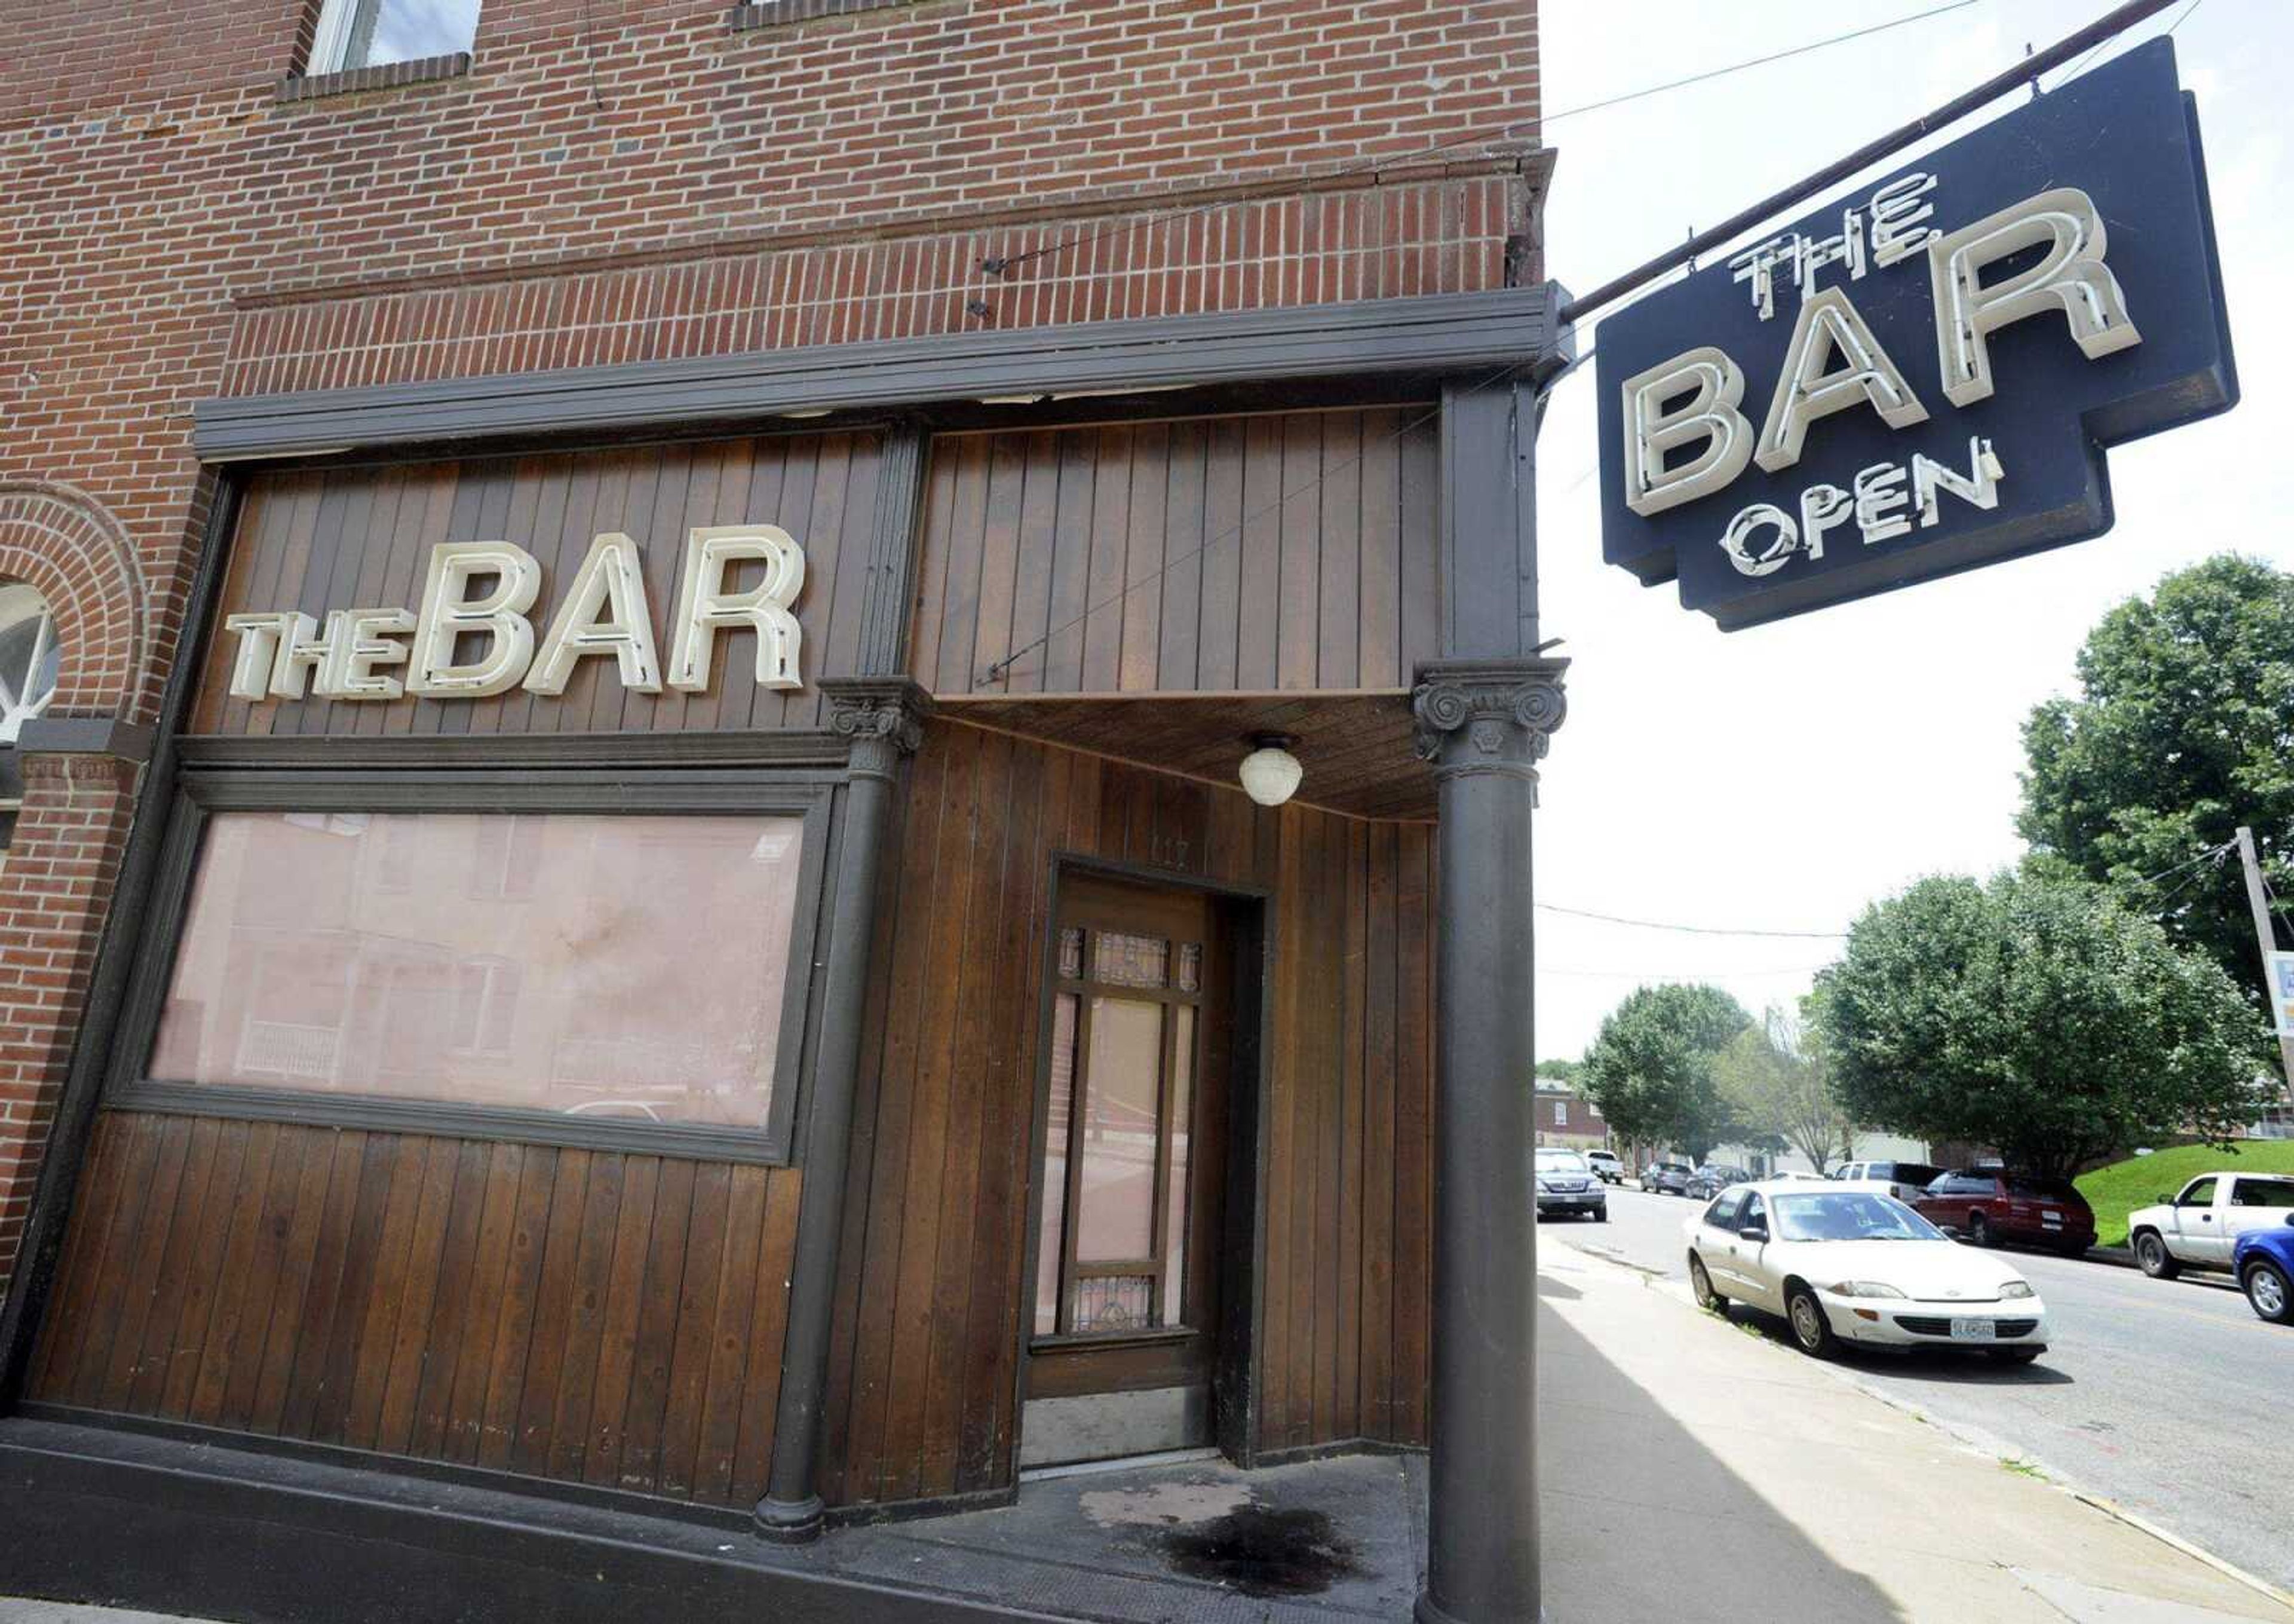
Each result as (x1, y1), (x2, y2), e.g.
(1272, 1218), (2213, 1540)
(1914, 1168), (2096, 1257)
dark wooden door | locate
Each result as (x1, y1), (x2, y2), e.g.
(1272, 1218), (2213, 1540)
(1020, 873), (1232, 1467)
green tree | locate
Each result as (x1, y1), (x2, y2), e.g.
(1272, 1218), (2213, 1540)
(1581, 984), (1751, 1162)
(1817, 870), (2266, 1181)
(2019, 555), (2294, 1005)
(1534, 1057), (1584, 1087)
(1716, 1004), (1853, 1174)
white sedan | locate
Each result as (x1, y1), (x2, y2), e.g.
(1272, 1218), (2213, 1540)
(1683, 1179), (2050, 1364)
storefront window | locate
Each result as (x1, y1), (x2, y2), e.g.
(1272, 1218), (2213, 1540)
(148, 809), (807, 1131)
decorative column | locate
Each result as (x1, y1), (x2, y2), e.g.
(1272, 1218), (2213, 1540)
(1409, 656), (1568, 1624)
(756, 676), (928, 1543)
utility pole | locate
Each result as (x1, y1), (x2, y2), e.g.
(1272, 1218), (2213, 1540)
(2233, 826), (2294, 1105)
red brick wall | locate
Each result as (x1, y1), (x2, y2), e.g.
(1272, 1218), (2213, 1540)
(0, 0), (1541, 1294)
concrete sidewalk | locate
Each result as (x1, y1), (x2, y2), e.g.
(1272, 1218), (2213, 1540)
(5, 1246), (2286, 1623)
(1535, 1245), (2293, 1622)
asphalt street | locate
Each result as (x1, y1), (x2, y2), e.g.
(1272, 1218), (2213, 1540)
(1547, 1184), (2294, 1595)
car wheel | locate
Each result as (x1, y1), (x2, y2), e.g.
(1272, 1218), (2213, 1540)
(1785, 1285), (1836, 1358)
(2056, 1239), (2088, 1259)
(1689, 1254), (1725, 1312)
(2133, 1230), (2180, 1281)
(2244, 1259), (2293, 1325)
(1591, 1208), (1608, 1224)
(1966, 1211), (1995, 1249)
(1986, 1347), (2043, 1365)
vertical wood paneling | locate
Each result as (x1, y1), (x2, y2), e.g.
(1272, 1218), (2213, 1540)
(189, 431), (889, 738)
(35, 723), (1435, 1516)
(818, 720), (1437, 1509)
(32, 1119), (803, 1511)
(916, 407), (1440, 698)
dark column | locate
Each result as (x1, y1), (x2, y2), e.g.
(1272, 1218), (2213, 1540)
(1409, 656), (1568, 1624)
(755, 677), (928, 1543)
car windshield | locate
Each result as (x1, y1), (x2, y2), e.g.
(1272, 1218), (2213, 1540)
(2006, 1174), (2081, 1200)
(1769, 1191), (1945, 1243)
(1537, 1152), (1587, 1172)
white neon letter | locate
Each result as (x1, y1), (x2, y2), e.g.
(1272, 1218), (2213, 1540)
(1927, 186), (2142, 408)
(1719, 503), (1800, 578)
(1797, 484), (1854, 562)
(667, 525), (806, 693)
(1913, 436), (2006, 527)
(525, 532), (663, 696)
(1755, 287), (1930, 474)
(407, 541), (542, 698)
(318, 608), (416, 700)
(222, 612), (296, 701)
(1853, 462), (1913, 544)
(1621, 346), (1756, 517)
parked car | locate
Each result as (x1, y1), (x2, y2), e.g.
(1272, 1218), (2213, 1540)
(1913, 1169), (2096, 1257)
(1585, 1149), (1625, 1185)
(2232, 1214), (2294, 1325)
(1685, 1163), (1752, 1201)
(1831, 1160), (1945, 1204)
(1536, 1148), (1607, 1222)
(1683, 1180), (2048, 1363)
(1640, 1157), (1695, 1195)
(2126, 1172), (2294, 1279)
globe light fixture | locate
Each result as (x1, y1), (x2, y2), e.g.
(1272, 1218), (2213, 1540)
(1237, 732), (1303, 808)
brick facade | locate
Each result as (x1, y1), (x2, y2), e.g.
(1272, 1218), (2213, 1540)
(0, 0), (1543, 1295)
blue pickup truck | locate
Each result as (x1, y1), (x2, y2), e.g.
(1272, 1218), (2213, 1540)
(2233, 1214), (2294, 1325)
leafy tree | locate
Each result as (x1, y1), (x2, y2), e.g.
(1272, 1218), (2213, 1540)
(1716, 1004), (1853, 1174)
(2019, 555), (2294, 1005)
(1581, 984), (1751, 1162)
(1818, 870), (2267, 1181)
(1534, 1057), (1584, 1087)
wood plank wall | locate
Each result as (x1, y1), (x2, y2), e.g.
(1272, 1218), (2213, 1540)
(186, 431), (885, 737)
(29, 1115), (802, 1510)
(819, 720), (1435, 1505)
(909, 407), (1442, 698)
(30, 722), (1431, 1511)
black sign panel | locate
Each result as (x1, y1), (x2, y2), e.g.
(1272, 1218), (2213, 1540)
(1594, 41), (2237, 630)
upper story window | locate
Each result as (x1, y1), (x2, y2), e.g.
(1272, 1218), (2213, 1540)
(308, 0), (482, 74)
(0, 582), (61, 746)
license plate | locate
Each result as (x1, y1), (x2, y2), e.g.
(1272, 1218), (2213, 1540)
(2041, 1211), (2063, 1227)
(1949, 1318), (1998, 1341)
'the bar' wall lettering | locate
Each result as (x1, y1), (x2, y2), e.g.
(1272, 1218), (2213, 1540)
(220, 526), (808, 703)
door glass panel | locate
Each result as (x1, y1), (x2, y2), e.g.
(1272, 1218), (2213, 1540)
(1163, 1004), (1195, 1324)
(1073, 1275), (1152, 1334)
(1035, 993), (1081, 1336)
(1092, 932), (1170, 988)
(1075, 997), (1161, 1261)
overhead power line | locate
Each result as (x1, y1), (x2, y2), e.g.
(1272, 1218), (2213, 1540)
(1535, 902), (1847, 941)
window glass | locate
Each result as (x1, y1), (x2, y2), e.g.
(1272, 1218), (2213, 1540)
(1771, 1192), (1945, 1243)
(1885, 1163), (1943, 1187)
(1739, 1193), (1768, 1231)
(1703, 1192), (1744, 1231)
(315, 0), (481, 73)
(2179, 1177), (2218, 1208)
(0, 582), (61, 745)
(2232, 1178), (2294, 1209)
(149, 810), (806, 1129)
(2007, 1174), (2079, 1200)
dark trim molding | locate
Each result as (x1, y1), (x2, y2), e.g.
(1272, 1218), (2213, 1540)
(192, 287), (1562, 462)
(13, 717), (157, 763)
(855, 424), (930, 676)
(175, 729), (849, 773)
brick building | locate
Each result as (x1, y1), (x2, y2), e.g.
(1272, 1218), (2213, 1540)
(0, 3), (1562, 1619)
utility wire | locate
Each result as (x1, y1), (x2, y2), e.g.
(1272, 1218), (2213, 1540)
(975, 0), (1986, 285)
(2048, 0), (2201, 90)
(1535, 902), (1847, 941)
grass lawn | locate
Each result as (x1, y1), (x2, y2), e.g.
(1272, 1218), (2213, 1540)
(2077, 1141), (2294, 1247)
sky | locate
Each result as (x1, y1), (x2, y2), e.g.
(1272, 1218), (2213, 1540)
(1529, 0), (2292, 1058)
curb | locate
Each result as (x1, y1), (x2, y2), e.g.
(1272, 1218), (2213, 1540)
(2086, 1245), (2136, 1270)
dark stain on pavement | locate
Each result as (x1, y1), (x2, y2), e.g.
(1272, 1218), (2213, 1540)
(1158, 1505), (1362, 1598)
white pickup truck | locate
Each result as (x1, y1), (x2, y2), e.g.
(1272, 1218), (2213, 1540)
(2126, 1171), (2294, 1278)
